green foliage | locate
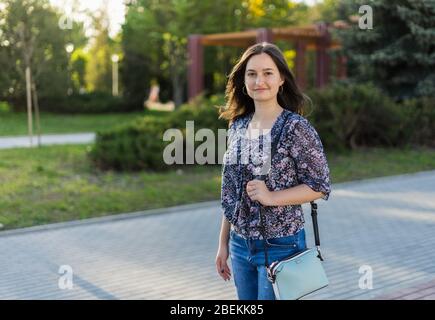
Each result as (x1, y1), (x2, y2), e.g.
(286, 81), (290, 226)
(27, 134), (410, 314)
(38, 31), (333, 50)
(397, 97), (435, 147)
(9, 92), (135, 114)
(0, 101), (12, 113)
(90, 83), (434, 172)
(90, 116), (171, 171)
(337, 0), (435, 99)
(90, 94), (227, 171)
(309, 0), (358, 23)
(308, 82), (402, 150)
(33, 92), (138, 114)
(71, 48), (88, 93)
(0, 0), (87, 101)
(85, 6), (114, 94)
(166, 94), (227, 132)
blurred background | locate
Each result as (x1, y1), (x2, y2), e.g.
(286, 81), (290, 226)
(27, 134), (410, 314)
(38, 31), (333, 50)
(0, 0), (434, 231)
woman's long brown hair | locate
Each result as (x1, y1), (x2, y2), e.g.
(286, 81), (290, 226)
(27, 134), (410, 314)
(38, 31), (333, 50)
(218, 42), (306, 126)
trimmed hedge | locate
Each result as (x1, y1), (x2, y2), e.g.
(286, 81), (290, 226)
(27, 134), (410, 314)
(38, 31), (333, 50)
(90, 117), (171, 171)
(11, 92), (141, 114)
(89, 94), (228, 171)
(307, 82), (403, 151)
(397, 97), (435, 147)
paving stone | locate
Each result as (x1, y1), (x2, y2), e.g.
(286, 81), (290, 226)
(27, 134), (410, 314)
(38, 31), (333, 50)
(0, 170), (434, 300)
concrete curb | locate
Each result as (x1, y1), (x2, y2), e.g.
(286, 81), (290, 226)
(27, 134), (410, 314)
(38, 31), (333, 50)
(0, 200), (220, 238)
(330, 169), (435, 189)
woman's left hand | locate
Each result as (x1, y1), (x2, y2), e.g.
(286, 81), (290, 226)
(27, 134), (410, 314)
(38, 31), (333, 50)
(246, 179), (274, 206)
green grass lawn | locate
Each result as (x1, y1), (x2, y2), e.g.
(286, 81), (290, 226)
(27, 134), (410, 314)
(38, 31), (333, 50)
(0, 110), (169, 136)
(1, 144), (435, 231)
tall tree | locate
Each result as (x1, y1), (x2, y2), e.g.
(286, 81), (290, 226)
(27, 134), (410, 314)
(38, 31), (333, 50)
(338, 0), (435, 99)
(85, 3), (113, 93)
(0, 0), (87, 102)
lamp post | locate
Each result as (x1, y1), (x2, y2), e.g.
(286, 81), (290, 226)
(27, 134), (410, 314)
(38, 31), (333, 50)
(111, 54), (119, 96)
(65, 43), (74, 95)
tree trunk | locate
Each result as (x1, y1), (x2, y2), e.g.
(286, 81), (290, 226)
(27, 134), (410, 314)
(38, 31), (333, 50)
(25, 66), (33, 147)
(32, 82), (41, 147)
(172, 73), (184, 109)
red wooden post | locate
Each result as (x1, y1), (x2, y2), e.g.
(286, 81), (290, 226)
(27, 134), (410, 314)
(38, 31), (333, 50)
(256, 28), (273, 43)
(187, 35), (204, 101)
(315, 23), (331, 88)
(295, 41), (307, 90)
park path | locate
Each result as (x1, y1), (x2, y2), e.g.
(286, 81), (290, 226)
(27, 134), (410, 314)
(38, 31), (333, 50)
(0, 133), (95, 149)
(0, 170), (434, 299)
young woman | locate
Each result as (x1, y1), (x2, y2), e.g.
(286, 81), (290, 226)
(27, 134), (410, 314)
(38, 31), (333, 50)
(216, 42), (331, 300)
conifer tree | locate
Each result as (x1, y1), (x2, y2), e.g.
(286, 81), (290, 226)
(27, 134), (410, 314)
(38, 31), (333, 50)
(339, 0), (435, 99)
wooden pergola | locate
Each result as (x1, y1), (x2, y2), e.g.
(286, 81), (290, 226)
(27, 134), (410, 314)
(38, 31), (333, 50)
(187, 22), (346, 100)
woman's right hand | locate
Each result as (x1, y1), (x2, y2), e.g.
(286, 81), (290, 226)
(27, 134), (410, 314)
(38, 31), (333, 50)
(215, 245), (232, 281)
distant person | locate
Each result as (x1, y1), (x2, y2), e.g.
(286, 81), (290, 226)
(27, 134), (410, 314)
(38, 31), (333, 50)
(216, 42), (331, 300)
(148, 84), (160, 103)
(144, 83), (175, 111)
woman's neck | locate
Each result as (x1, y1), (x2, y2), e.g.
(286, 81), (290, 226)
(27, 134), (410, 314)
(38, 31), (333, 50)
(252, 101), (283, 123)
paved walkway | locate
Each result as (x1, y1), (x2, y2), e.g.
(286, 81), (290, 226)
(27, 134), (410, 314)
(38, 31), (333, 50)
(0, 170), (435, 299)
(374, 279), (435, 300)
(0, 133), (95, 149)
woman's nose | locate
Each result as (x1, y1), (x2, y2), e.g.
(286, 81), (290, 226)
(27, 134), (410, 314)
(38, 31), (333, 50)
(255, 76), (265, 85)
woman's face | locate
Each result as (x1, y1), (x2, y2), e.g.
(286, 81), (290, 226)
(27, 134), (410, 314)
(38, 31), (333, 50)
(244, 52), (284, 103)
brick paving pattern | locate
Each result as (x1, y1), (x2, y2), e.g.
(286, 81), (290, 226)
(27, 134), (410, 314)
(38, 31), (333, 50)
(0, 170), (434, 299)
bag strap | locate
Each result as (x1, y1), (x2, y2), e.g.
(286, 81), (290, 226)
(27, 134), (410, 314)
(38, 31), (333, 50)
(310, 201), (324, 261)
(251, 111), (324, 268)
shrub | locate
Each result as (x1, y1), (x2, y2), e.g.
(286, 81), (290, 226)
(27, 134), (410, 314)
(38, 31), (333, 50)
(10, 92), (141, 114)
(307, 82), (403, 151)
(397, 97), (435, 147)
(89, 94), (228, 171)
(89, 117), (171, 171)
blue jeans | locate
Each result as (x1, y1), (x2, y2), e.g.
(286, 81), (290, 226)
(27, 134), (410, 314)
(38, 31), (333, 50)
(229, 228), (307, 300)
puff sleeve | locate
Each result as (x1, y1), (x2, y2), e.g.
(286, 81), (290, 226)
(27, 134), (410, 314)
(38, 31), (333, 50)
(288, 118), (331, 200)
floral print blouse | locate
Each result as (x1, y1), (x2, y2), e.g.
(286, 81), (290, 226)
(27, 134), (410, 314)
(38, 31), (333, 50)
(220, 108), (331, 240)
